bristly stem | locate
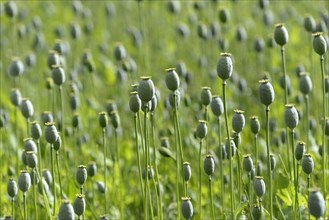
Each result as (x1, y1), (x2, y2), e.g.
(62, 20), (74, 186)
(199, 139), (203, 219)
(102, 128), (107, 215)
(217, 117), (224, 218)
(265, 106), (273, 220)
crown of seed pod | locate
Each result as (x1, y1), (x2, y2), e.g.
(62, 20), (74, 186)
(253, 176), (266, 198)
(58, 200), (75, 220)
(270, 154), (276, 171)
(31, 121), (42, 140)
(53, 134), (62, 151)
(295, 141), (305, 161)
(87, 161), (97, 177)
(217, 53), (233, 81)
(252, 205), (262, 220)
(51, 65), (66, 86)
(204, 154), (215, 176)
(73, 194), (86, 217)
(274, 24), (289, 46)
(200, 87), (212, 106)
(4, 1), (17, 18)
(110, 111), (120, 129)
(302, 154), (314, 175)
(42, 169), (52, 185)
(38, 179), (49, 195)
(313, 32), (327, 56)
(76, 165), (87, 185)
(165, 68), (180, 91)
(96, 181), (105, 193)
(308, 190), (325, 218)
(284, 104), (299, 130)
(18, 170), (31, 193)
(8, 58), (24, 78)
(138, 76), (155, 103)
(24, 138), (37, 153)
(44, 122), (58, 144)
(26, 151), (38, 169)
(258, 80), (275, 106)
(243, 154), (253, 172)
(169, 90), (181, 109)
(196, 120), (207, 139)
(299, 72), (312, 95)
(20, 98), (34, 119)
(232, 110), (245, 133)
(250, 116), (260, 135)
(7, 179), (18, 198)
(181, 197), (193, 220)
(183, 162), (191, 182)
(129, 91), (142, 113)
(47, 50), (60, 70)
(10, 88), (22, 107)
(98, 112), (108, 128)
(225, 138), (237, 159)
(210, 95), (224, 117)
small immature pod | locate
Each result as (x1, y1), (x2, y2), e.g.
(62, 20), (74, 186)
(10, 88), (22, 107)
(165, 68), (180, 91)
(258, 80), (274, 106)
(243, 154), (253, 172)
(313, 32), (327, 56)
(196, 120), (207, 139)
(114, 43), (127, 61)
(308, 190), (325, 218)
(299, 72), (312, 95)
(8, 58), (24, 78)
(295, 141), (305, 161)
(105, 100), (117, 115)
(53, 135), (62, 151)
(98, 112), (108, 128)
(325, 77), (329, 93)
(138, 76), (155, 103)
(250, 116), (260, 135)
(42, 111), (54, 124)
(270, 154), (276, 171)
(167, 0), (181, 14)
(197, 23), (208, 40)
(217, 53), (233, 81)
(70, 23), (81, 40)
(252, 205), (262, 220)
(219, 8), (230, 23)
(204, 154), (215, 176)
(73, 194), (86, 217)
(53, 40), (66, 55)
(4, 1), (17, 18)
(232, 110), (245, 133)
(274, 24), (289, 46)
(70, 93), (80, 111)
(47, 50), (60, 70)
(87, 161), (97, 177)
(58, 200), (75, 220)
(304, 15), (316, 33)
(72, 113), (81, 129)
(181, 197), (193, 220)
(150, 95), (158, 112)
(254, 37), (265, 53)
(24, 138), (37, 153)
(38, 179), (49, 195)
(183, 162), (191, 182)
(225, 138), (236, 159)
(200, 87), (211, 106)
(31, 121), (42, 140)
(7, 179), (18, 198)
(26, 151), (38, 169)
(110, 111), (120, 129)
(18, 170), (31, 193)
(96, 181), (105, 193)
(20, 98), (34, 119)
(302, 154), (314, 175)
(42, 169), (52, 185)
(284, 104), (299, 130)
(129, 91), (142, 113)
(45, 122), (58, 144)
(52, 65), (66, 86)
(160, 137), (170, 148)
(210, 95), (224, 117)
(76, 165), (87, 185)
(29, 169), (39, 185)
(235, 26), (247, 42)
(46, 77), (54, 90)
(253, 176), (266, 198)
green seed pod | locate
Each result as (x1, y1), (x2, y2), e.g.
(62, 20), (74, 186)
(232, 131), (241, 148)
(24, 138), (37, 153)
(138, 76), (155, 103)
(219, 8), (230, 23)
(10, 88), (22, 107)
(324, 117), (329, 136)
(51, 65), (66, 86)
(96, 181), (105, 193)
(204, 154), (215, 176)
(76, 165), (87, 185)
(53, 135), (62, 151)
(99, 215), (108, 220)
(197, 23), (208, 40)
(38, 179), (49, 195)
(200, 87), (212, 106)
(70, 93), (80, 111)
(42, 169), (52, 185)
(270, 154), (276, 171)
(73, 194), (85, 216)
(253, 176), (266, 198)
(225, 138), (236, 159)
(181, 197), (193, 220)
(175, 62), (187, 77)
(299, 72), (312, 95)
(20, 98), (34, 119)
(313, 32), (327, 56)
(46, 77), (54, 90)
(44, 122), (58, 144)
(114, 43), (127, 61)
(150, 95), (157, 112)
(105, 100), (117, 115)
(4, 216), (12, 220)
(4, 1), (17, 18)
(232, 110), (245, 133)
(250, 116), (260, 135)
(70, 23), (81, 40)
(252, 205), (262, 220)
(110, 111), (120, 129)
(29, 169), (39, 185)
(304, 15), (316, 33)
(72, 113), (81, 128)
(196, 120), (207, 139)
(8, 58), (24, 77)
(183, 162), (191, 182)
(302, 154), (314, 175)
(98, 112), (108, 128)
(274, 24), (289, 46)
(217, 53), (233, 81)
(325, 77), (329, 93)
(236, 26), (247, 42)
(160, 137), (170, 148)
(210, 95), (224, 117)
(165, 68), (180, 91)
(26, 151), (38, 169)
(258, 80), (275, 106)
(284, 104), (299, 130)
(169, 90), (181, 109)
(295, 141), (305, 161)
(243, 154), (253, 172)
(21, 150), (28, 166)
(142, 166), (154, 180)
(42, 111), (54, 124)
(58, 200), (75, 220)
(7, 178), (18, 198)
(18, 170), (31, 193)
(129, 91), (141, 113)
(159, 146), (175, 160)
(31, 121), (42, 140)
(168, 0), (181, 14)
(87, 161), (97, 177)
(254, 37), (265, 53)
(47, 50), (60, 70)
(308, 190), (325, 218)
(53, 40), (66, 55)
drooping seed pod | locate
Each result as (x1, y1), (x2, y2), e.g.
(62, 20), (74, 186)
(210, 95), (224, 117)
(250, 116), (260, 135)
(204, 154), (215, 176)
(31, 121), (42, 140)
(253, 176), (266, 198)
(76, 165), (87, 186)
(295, 141), (305, 161)
(225, 138), (236, 159)
(96, 181), (105, 193)
(284, 104), (299, 130)
(58, 200), (75, 220)
(73, 194), (85, 217)
(138, 77), (155, 103)
(52, 65), (66, 86)
(129, 91), (142, 113)
(4, 1), (17, 18)
(302, 154), (314, 175)
(313, 32), (327, 56)
(181, 197), (193, 220)
(165, 68), (180, 91)
(274, 24), (289, 46)
(98, 112), (108, 128)
(304, 15), (316, 33)
(10, 88), (22, 107)
(114, 43), (127, 61)
(252, 205), (262, 220)
(47, 50), (60, 70)
(196, 120), (207, 139)
(110, 111), (120, 129)
(243, 154), (253, 172)
(308, 190), (325, 218)
(44, 122), (58, 144)
(299, 73), (312, 95)
(24, 138), (37, 153)
(183, 162), (191, 182)
(20, 98), (34, 119)
(169, 90), (181, 109)
(7, 179), (18, 198)
(26, 151), (38, 169)
(53, 135), (62, 151)
(270, 154), (276, 171)
(258, 80), (275, 106)
(42, 111), (54, 124)
(38, 179), (49, 195)
(8, 58), (24, 78)
(232, 110), (245, 133)
(217, 53), (233, 81)
(18, 170), (31, 193)
(219, 8), (230, 23)
(200, 87), (212, 106)
(87, 161), (97, 177)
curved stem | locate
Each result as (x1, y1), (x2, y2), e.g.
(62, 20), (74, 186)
(199, 139), (203, 219)
(102, 128), (107, 215)
(265, 106), (273, 220)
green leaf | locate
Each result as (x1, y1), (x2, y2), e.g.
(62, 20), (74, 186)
(234, 201), (248, 219)
(276, 171), (290, 189)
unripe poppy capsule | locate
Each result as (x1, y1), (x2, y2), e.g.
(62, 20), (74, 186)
(284, 104), (299, 130)
(31, 121), (42, 140)
(200, 87), (212, 106)
(129, 92), (141, 113)
(304, 15), (316, 33)
(302, 154), (314, 175)
(217, 53), (233, 81)
(138, 76), (155, 103)
(232, 110), (245, 133)
(183, 162), (191, 182)
(58, 200), (75, 220)
(76, 165), (87, 185)
(96, 181), (105, 193)
(253, 176), (266, 198)
(196, 120), (207, 139)
(10, 88), (22, 107)
(114, 43), (127, 61)
(252, 205), (262, 220)
(44, 122), (58, 144)
(8, 58), (24, 78)
(204, 154), (215, 176)
(219, 8), (230, 23)
(274, 24), (289, 46)
(250, 116), (260, 135)
(299, 72), (312, 95)
(7, 179), (18, 198)
(42, 169), (52, 185)
(258, 80), (274, 106)
(165, 68), (180, 91)
(98, 112), (108, 128)
(110, 111), (120, 129)
(210, 95), (224, 117)
(21, 98), (34, 119)
(26, 151), (38, 169)
(295, 141), (305, 161)
(308, 190), (325, 218)
(53, 135), (62, 151)
(181, 197), (193, 220)
(243, 154), (253, 172)
(4, 1), (17, 18)
(18, 170), (31, 193)
(52, 65), (66, 86)
(87, 161), (97, 177)
(313, 32), (327, 56)
(270, 154), (276, 171)
(47, 51), (60, 70)
(24, 138), (37, 153)
(73, 194), (86, 216)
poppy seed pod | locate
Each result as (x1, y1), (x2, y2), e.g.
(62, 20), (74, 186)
(200, 87), (212, 106)
(324, 117), (329, 136)
(10, 88), (22, 107)
(197, 23), (208, 40)
(284, 105), (299, 130)
(308, 190), (325, 218)
(225, 138), (236, 159)
(274, 24), (289, 46)
(4, 1), (17, 18)
(18, 170), (31, 193)
(138, 77), (155, 103)
(196, 120), (207, 139)
(142, 166), (154, 180)
(24, 138), (37, 153)
(236, 26), (247, 42)
(232, 110), (245, 133)
(295, 141), (305, 161)
(87, 161), (97, 177)
(150, 95), (158, 112)
(114, 43), (127, 61)
(252, 205), (262, 220)
(52, 65), (66, 86)
(219, 8), (230, 23)
(44, 122), (58, 144)
(232, 131), (241, 148)
(129, 92), (142, 113)
(302, 154), (314, 175)
(96, 181), (105, 193)
(254, 38), (265, 53)
(26, 151), (38, 169)
(76, 165), (87, 185)
(7, 179), (18, 198)
(168, 0), (181, 14)
(20, 98), (34, 119)
(253, 176), (266, 198)
(29, 169), (39, 185)
(31, 121), (42, 140)
(42, 169), (52, 185)
(46, 77), (54, 91)
(258, 80), (275, 106)
(160, 137), (170, 148)
(53, 135), (62, 151)
(42, 111), (54, 124)
(110, 111), (120, 129)
(105, 100), (117, 115)
(98, 112), (108, 128)
(70, 23), (81, 40)
(99, 215), (109, 220)
(38, 179), (49, 195)
(325, 77), (329, 93)
(58, 200), (75, 220)
(250, 116), (260, 135)
(204, 154), (215, 176)
(53, 40), (66, 55)
(299, 73), (312, 95)
(313, 33), (327, 56)
(243, 154), (253, 172)
(181, 197), (193, 220)
(70, 94), (80, 111)
(8, 58), (24, 78)
(270, 154), (276, 171)
(304, 15), (316, 33)
(183, 162), (191, 182)
(165, 68), (180, 91)
(217, 53), (233, 81)
(73, 194), (85, 216)
(47, 51), (60, 70)
(210, 96), (224, 117)
(72, 113), (81, 129)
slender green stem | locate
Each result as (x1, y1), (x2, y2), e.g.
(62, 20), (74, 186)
(265, 106), (273, 220)
(217, 117), (224, 218)
(50, 144), (56, 215)
(102, 128), (107, 215)
(307, 175), (310, 220)
(137, 113), (145, 156)
(114, 130), (123, 220)
(56, 151), (63, 198)
(296, 162), (301, 219)
(26, 119), (30, 137)
(205, 106), (209, 154)
(12, 198), (15, 219)
(209, 176), (215, 220)
(236, 146), (242, 202)
(249, 174), (253, 220)
(259, 199), (263, 220)
(59, 86), (66, 160)
(281, 46), (288, 104)
(290, 130), (297, 220)
(33, 169), (38, 220)
(36, 140), (42, 183)
(23, 192), (26, 220)
(199, 139), (203, 219)
(254, 134), (258, 174)
(35, 168), (52, 219)
(305, 95), (310, 152)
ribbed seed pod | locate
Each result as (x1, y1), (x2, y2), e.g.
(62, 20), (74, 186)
(114, 43), (127, 61)
(253, 176), (266, 198)
(165, 68), (180, 91)
(284, 105), (299, 130)
(42, 111), (54, 124)
(181, 197), (193, 220)
(10, 88), (22, 107)
(51, 65), (66, 86)
(200, 87), (212, 106)
(217, 53), (233, 81)
(138, 77), (155, 103)
(302, 154), (314, 175)
(243, 154), (253, 172)
(250, 116), (260, 135)
(98, 112), (108, 128)
(313, 32), (327, 56)
(87, 161), (97, 177)
(38, 179), (49, 195)
(295, 141), (305, 161)
(258, 80), (275, 106)
(7, 179), (18, 198)
(252, 205), (262, 220)
(110, 111), (120, 129)
(31, 121), (42, 140)
(47, 51), (60, 70)
(44, 122), (58, 144)
(58, 200), (75, 220)
(96, 181), (105, 193)
(308, 190), (325, 218)
(274, 24), (289, 46)
(42, 169), (52, 185)
(24, 138), (37, 153)
(73, 194), (85, 216)
(232, 110), (245, 133)
(204, 154), (215, 176)
(225, 138), (236, 159)
(4, 1), (17, 18)
(299, 73), (312, 95)
(183, 162), (191, 182)
(196, 120), (207, 139)
(210, 95), (224, 117)
(129, 91), (142, 113)
(270, 154), (276, 171)
(18, 170), (31, 193)
(53, 135), (62, 151)
(26, 151), (38, 169)
(304, 15), (316, 33)
(8, 58), (24, 77)
(21, 99), (34, 119)
(76, 165), (87, 185)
